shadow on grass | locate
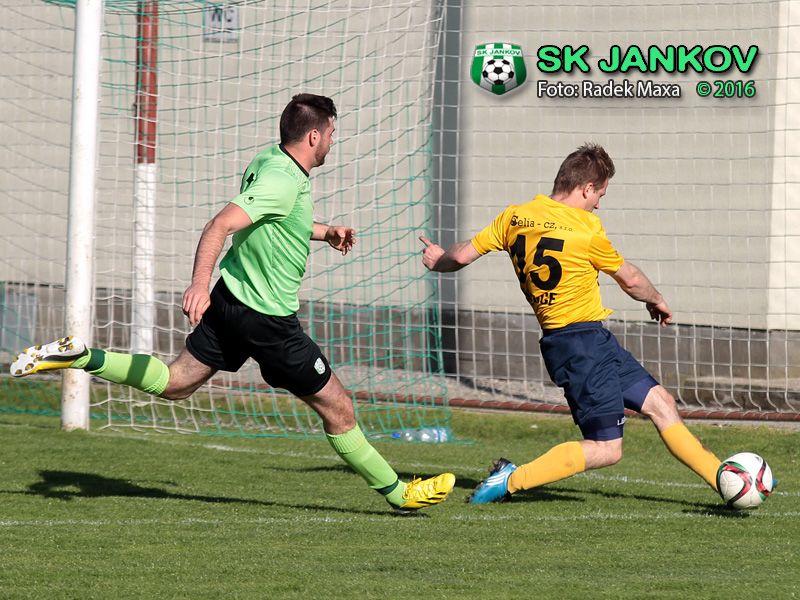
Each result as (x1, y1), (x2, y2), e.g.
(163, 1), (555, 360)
(683, 505), (753, 518)
(275, 467), (741, 516)
(548, 485), (734, 514)
(266, 464), (352, 475)
(453, 476), (738, 514)
(456, 478), (585, 504)
(12, 470), (395, 517)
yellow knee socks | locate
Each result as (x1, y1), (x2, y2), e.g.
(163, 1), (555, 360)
(507, 441), (586, 494)
(660, 422), (720, 491)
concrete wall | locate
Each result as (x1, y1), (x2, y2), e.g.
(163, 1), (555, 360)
(449, 0), (796, 331)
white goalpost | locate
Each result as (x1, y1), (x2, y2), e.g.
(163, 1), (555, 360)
(61, 0), (103, 431)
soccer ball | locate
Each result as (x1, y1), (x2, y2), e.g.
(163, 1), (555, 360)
(716, 452), (774, 509)
(482, 58), (514, 86)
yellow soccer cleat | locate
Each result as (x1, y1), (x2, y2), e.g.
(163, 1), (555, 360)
(10, 336), (87, 377)
(394, 472), (456, 513)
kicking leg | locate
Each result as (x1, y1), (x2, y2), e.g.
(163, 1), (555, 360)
(161, 348), (216, 400)
(83, 345), (215, 399)
(300, 372), (455, 512)
(470, 438), (621, 504)
(641, 385), (720, 490)
(11, 336), (215, 399)
(510, 436), (622, 492)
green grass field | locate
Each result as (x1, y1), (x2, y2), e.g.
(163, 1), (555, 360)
(1, 409), (797, 599)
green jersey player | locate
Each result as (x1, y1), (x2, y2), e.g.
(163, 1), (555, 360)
(12, 93), (455, 513)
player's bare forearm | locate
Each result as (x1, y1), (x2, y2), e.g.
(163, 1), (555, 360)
(623, 275), (662, 304)
(611, 261), (673, 326)
(182, 221), (228, 326)
(190, 221), (229, 287)
(183, 202), (253, 326)
(311, 222), (330, 241)
(313, 222), (356, 255)
(419, 237), (481, 272)
(191, 204), (251, 286)
(612, 262), (661, 303)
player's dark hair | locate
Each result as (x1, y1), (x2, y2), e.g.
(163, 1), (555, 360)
(279, 94), (337, 144)
(552, 143), (615, 196)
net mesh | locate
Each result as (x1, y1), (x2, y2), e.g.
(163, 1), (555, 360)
(1, 0), (798, 431)
(0, 0), (451, 436)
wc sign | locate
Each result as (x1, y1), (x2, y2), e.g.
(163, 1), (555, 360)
(204, 4), (239, 42)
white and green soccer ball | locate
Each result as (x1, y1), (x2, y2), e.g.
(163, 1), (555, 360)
(716, 452), (774, 509)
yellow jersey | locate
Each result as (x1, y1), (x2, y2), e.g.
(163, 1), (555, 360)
(471, 194), (624, 329)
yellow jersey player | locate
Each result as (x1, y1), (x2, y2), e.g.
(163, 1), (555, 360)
(420, 143), (724, 504)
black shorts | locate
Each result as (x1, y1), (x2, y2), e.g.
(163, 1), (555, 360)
(186, 279), (332, 397)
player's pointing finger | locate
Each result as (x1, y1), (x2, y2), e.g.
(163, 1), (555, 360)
(419, 236), (433, 247)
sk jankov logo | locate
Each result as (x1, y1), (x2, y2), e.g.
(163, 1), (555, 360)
(471, 43), (527, 95)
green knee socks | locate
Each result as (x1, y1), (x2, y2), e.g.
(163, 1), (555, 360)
(74, 349), (169, 396)
(327, 425), (406, 506)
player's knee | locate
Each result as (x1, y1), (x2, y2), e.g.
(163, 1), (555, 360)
(657, 387), (677, 409)
(583, 439), (623, 468)
(641, 386), (677, 419)
(604, 444), (623, 466)
(318, 399), (356, 432)
(595, 441), (623, 467)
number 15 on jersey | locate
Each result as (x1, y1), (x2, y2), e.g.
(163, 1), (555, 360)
(510, 235), (564, 305)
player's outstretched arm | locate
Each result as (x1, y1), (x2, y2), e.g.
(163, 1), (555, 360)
(312, 222), (356, 255)
(610, 261), (673, 327)
(419, 236), (481, 273)
(183, 202), (253, 326)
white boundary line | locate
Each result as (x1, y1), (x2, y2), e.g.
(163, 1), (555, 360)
(1, 511), (799, 528)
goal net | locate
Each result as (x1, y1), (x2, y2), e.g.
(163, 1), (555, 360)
(0, 0), (451, 436)
(1, 0), (798, 431)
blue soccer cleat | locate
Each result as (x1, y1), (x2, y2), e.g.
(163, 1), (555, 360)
(468, 458), (517, 504)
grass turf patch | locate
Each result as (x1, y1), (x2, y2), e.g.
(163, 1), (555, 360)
(0, 410), (797, 599)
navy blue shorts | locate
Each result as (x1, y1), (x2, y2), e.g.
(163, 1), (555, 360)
(186, 279), (332, 397)
(539, 321), (658, 441)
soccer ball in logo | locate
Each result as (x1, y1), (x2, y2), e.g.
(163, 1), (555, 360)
(716, 452), (774, 509)
(482, 58), (514, 86)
